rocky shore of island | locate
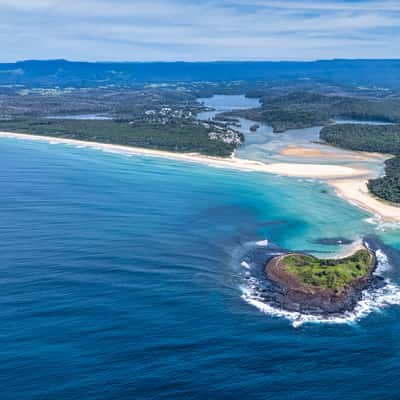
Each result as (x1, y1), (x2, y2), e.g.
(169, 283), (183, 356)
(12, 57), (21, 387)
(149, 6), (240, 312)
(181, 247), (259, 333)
(264, 246), (383, 315)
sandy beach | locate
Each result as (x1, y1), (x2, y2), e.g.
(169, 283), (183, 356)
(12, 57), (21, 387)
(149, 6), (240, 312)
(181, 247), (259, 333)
(279, 144), (400, 222)
(0, 131), (369, 179)
(1, 130), (399, 222)
(331, 239), (365, 259)
(330, 179), (400, 222)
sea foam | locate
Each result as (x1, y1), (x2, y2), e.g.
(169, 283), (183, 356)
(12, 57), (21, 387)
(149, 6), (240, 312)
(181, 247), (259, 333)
(365, 216), (400, 232)
(240, 245), (400, 328)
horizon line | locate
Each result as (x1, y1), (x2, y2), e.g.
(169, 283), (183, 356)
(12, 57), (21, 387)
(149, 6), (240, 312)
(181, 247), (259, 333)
(4, 58), (400, 64)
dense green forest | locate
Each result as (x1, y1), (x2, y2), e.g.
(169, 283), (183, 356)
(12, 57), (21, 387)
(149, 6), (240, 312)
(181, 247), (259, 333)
(368, 157), (400, 204)
(225, 92), (400, 132)
(320, 124), (400, 154)
(0, 119), (236, 157)
(320, 124), (400, 203)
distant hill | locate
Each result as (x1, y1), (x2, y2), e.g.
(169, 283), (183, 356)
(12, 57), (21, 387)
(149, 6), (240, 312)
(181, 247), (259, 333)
(1, 59), (400, 88)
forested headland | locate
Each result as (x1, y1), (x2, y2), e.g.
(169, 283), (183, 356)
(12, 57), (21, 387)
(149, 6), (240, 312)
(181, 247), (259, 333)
(320, 124), (400, 203)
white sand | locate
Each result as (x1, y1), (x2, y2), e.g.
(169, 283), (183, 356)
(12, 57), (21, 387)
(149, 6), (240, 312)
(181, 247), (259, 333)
(331, 239), (365, 259)
(0, 131), (368, 179)
(1, 131), (399, 222)
(330, 179), (400, 222)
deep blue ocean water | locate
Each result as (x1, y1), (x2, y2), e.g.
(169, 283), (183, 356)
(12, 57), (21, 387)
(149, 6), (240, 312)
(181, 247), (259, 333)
(1, 134), (400, 398)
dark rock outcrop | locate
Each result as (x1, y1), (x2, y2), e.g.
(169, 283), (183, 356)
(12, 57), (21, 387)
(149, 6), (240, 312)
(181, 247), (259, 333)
(263, 248), (383, 315)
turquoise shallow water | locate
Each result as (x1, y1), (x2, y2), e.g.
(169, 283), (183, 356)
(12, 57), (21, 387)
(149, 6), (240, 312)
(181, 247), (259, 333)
(198, 95), (386, 176)
(1, 136), (400, 399)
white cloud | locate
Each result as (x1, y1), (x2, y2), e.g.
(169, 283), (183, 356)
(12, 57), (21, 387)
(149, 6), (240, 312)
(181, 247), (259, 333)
(225, 0), (400, 11)
(0, 0), (399, 61)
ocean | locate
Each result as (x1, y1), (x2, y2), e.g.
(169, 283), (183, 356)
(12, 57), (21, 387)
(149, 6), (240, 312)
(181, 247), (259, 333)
(1, 98), (400, 398)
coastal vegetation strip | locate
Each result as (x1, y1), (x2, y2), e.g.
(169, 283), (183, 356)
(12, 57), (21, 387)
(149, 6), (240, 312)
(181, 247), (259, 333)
(0, 119), (237, 157)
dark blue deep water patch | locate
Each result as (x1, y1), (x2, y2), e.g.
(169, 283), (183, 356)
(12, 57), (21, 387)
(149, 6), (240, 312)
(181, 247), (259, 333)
(1, 139), (400, 399)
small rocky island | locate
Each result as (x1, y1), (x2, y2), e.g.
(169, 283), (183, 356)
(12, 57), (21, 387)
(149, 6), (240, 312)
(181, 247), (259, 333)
(265, 247), (379, 314)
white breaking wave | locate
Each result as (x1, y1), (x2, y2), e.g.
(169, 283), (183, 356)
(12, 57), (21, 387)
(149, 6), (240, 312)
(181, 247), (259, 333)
(240, 261), (251, 270)
(375, 249), (392, 273)
(241, 247), (400, 328)
(255, 239), (269, 247)
(365, 216), (400, 231)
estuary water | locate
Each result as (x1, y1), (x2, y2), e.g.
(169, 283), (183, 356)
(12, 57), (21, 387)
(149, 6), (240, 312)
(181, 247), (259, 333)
(198, 95), (386, 173)
(1, 97), (400, 398)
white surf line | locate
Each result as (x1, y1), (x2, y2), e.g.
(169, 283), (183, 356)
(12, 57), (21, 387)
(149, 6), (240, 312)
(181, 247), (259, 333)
(0, 131), (370, 179)
(241, 262), (400, 328)
(5, 131), (400, 223)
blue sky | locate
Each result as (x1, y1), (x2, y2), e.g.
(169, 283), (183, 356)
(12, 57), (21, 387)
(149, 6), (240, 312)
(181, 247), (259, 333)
(0, 0), (399, 62)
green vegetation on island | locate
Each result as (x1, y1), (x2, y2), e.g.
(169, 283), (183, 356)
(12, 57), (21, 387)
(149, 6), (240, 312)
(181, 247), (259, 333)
(0, 119), (237, 157)
(282, 249), (373, 293)
(320, 123), (400, 203)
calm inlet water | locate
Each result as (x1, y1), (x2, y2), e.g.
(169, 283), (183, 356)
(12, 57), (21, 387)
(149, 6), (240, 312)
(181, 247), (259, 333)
(1, 99), (400, 398)
(198, 95), (386, 174)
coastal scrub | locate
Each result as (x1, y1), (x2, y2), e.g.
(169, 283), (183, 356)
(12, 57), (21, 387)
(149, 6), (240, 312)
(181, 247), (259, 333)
(283, 249), (373, 293)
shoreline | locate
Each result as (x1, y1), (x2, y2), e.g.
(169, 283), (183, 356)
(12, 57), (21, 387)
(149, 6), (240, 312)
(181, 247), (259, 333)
(331, 239), (365, 259)
(0, 131), (369, 178)
(329, 178), (400, 222)
(1, 131), (400, 222)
